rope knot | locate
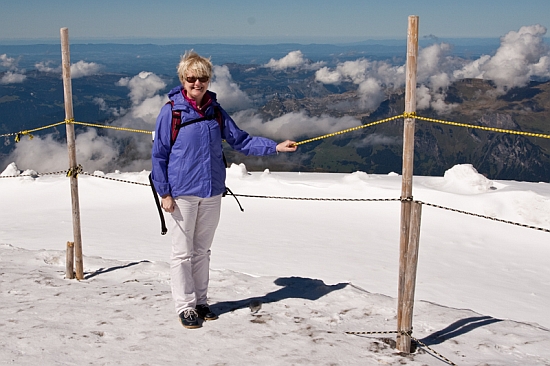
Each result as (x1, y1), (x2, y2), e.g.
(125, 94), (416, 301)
(15, 131), (33, 143)
(403, 112), (417, 119)
(66, 164), (83, 178)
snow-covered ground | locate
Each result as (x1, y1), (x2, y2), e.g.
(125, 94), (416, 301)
(1, 162), (549, 365)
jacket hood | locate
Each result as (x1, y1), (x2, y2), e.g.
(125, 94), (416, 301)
(167, 86), (219, 110)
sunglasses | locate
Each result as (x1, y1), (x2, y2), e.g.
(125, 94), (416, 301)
(186, 76), (209, 83)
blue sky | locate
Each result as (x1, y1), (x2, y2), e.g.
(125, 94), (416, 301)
(1, 0), (549, 43)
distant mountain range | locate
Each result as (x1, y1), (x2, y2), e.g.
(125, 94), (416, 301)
(250, 77), (550, 181)
(0, 40), (504, 74)
(1, 43), (550, 182)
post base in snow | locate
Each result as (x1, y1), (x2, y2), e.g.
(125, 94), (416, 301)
(396, 331), (412, 353)
(66, 241), (75, 280)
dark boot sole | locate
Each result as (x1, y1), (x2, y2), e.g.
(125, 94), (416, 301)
(181, 322), (201, 329)
(202, 315), (218, 321)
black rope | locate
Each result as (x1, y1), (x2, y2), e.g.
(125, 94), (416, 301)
(346, 330), (457, 365)
(224, 187), (244, 212)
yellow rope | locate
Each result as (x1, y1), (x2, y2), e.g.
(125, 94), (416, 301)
(71, 121), (153, 135)
(293, 115), (403, 146)
(14, 121), (66, 142)
(5, 111), (550, 147)
(66, 164), (83, 178)
(414, 115), (550, 139)
(294, 112), (550, 146)
(7, 119), (153, 142)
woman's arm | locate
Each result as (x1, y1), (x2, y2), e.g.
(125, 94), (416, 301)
(220, 108), (296, 156)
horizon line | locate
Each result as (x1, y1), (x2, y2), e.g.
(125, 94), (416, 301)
(0, 35), (517, 47)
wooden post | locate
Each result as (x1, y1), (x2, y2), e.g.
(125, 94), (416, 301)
(398, 201), (422, 352)
(66, 241), (75, 279)
(397, 15), (419, 353)
(61, 28), (84, 280)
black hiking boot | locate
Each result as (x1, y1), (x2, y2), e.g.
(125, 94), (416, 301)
(179, 309), (201, 329)
(195, 304), (218, 321)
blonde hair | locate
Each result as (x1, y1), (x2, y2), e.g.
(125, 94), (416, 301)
(177, 50), (213, 84)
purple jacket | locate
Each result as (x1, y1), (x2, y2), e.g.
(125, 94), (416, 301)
(151, 86), (277, 198)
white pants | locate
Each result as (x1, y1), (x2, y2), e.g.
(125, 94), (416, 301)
(169, 194), (222, 315)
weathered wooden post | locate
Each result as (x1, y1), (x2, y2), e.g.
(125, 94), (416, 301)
(397, 15), (419, 353)
(398, 201), (422, 351)
(66, 241), (75, 279)
(61, 27), (84, 280)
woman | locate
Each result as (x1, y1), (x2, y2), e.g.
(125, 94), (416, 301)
(151, 50), (297, 329)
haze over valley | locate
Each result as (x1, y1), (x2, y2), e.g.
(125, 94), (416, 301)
(1, 26), (550, 182)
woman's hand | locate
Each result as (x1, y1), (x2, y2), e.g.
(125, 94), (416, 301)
(161, 195), (176, 213)
(276, 140), (298, 153)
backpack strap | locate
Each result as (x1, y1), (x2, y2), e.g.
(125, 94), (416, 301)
(170, 103), (181, 146)
(168, 100), (222, 146)
(149, 173), (168, 235)
(168, 101), (227, 167)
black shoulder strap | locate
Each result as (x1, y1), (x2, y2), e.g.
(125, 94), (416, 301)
(169, 101), (221, 146)
(149, 173), (167, 235)
(175, 113), (216, 129)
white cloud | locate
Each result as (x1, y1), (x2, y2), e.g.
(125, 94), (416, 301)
(6, 71), (167, 173)
(484, 25), (550, 90)
(93, 97), (126, 117)
(264, 51), (325, 71)
(265, 51), (305, 70)
(315, 25), (550, 112)
(414, 43), (460, 113)
(35, 61), (60, 73)
(209, 65), (252, 111)
(430, 94), (458, 114)
(454, 24), (550, 92)
(35, 60), (103, 79)
(417, 43), (454, 85)
(4, 129), (118, 173)
(70, 60), (102, 79)
(416, 85), (431, 110)
(357, 77), (385, 110)
(0, 54), (17, 69)
(314, 67), (343, 84)
(312, 42), (466, 113)
(315, 59), (404, 111)
(1, 54), (26, 84)
(341, 59), (375, 83)
(416, 84), (458, 114)
(6, 25), (550, 172)
(353, 133), (400, 147)
(81, 71), (167, 172)
(93, 97), (109, 111)
(429, 72), (451, 92)
(315, 59), (372, 85)
(129, 94), (166, 121)
(1, 71), (26, 84)
(233, 110), (361, 141)
(116, 71), (166, 105)
(530, 55), (550, 76)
